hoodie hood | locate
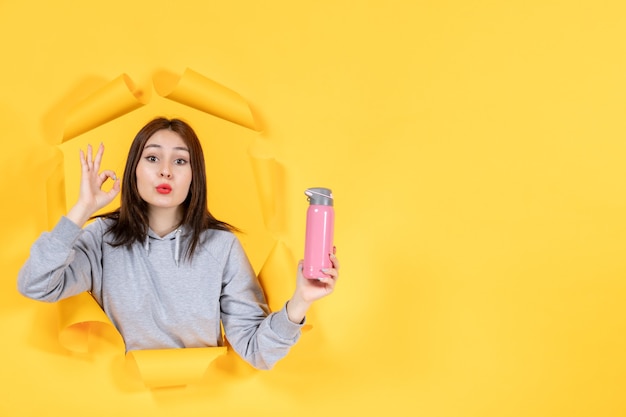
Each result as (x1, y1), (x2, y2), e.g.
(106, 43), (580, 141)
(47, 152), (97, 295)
(144, 227), (184, 266)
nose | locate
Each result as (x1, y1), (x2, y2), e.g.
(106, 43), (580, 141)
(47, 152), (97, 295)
(160, 164), (172, 178)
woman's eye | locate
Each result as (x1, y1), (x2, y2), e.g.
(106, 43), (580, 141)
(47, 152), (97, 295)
(174, 159), (188, 165)
(145, 156), (158, 162)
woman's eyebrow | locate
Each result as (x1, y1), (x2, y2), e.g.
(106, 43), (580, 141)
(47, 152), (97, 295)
(143, 144), (190, 152)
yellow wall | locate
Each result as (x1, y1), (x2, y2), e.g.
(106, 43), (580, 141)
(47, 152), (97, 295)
(2, 0), (626, 415)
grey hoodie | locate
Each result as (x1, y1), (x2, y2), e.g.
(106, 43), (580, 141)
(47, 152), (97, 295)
(17, 216), (303, 370)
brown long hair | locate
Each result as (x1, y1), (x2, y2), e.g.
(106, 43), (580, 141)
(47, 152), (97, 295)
(96, 117), (238, 260)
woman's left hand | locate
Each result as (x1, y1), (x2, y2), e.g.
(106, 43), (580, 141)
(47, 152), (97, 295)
(296, 252), (340, 302)
(286, 249), (340, 323)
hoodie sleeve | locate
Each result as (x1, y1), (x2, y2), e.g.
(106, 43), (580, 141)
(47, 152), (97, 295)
(17, 216), (104, 302)
(219, 236), (303, 370)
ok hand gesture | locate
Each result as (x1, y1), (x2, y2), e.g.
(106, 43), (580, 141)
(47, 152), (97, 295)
(67, 143), (120, 227)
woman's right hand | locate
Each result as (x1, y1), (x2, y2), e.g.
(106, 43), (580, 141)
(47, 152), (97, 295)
(66, 143), (120, 227)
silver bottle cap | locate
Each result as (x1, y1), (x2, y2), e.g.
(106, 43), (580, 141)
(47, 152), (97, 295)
(305, 187), (333, 206)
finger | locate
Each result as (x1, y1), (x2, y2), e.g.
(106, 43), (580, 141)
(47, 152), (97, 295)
(98, 170), (118, 186)
(99, 171), (121, 200)
(321, 268), (338, 279)
(86, 144), (94, 170)
(79, 149), (88, 171)
(93, 143), (104, 171)
(316, 275), (337, 289)
(106, 182), (121, 199)
(111, 178), (121, 193)
(329, 253), (340, 270)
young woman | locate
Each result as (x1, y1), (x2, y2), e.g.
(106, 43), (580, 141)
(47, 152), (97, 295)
(18, 117), (339, 370)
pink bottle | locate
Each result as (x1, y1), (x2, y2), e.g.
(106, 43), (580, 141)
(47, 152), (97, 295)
(303, 187), (335, 279)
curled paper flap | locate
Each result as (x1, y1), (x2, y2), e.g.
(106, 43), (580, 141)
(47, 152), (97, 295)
(153, 68), (260, 131)
(249, 153), (278, 232)
(127, 347), (227, 388)
(57, 292), (123, 353)
(258, 240), (295, 312)
(248, 139), (287, 236)
(258, 241), (312, 332)
(46, 152), (67, 230)
(57, 292), (229, 388)
(62, 74), (148, 142)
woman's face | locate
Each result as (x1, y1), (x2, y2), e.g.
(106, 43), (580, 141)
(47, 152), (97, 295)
(136, 129), (192, 214)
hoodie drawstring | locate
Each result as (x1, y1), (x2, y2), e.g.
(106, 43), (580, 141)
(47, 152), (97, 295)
(174, 229), (181, 266)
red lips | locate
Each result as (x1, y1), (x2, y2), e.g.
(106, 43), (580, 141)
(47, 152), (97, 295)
(156, 184), (172, 194)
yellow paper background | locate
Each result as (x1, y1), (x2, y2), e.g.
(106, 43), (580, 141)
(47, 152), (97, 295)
(2, 0), (626, 416)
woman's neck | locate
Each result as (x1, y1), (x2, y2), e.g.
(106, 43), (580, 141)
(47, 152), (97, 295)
(148, 207), (183, 237)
